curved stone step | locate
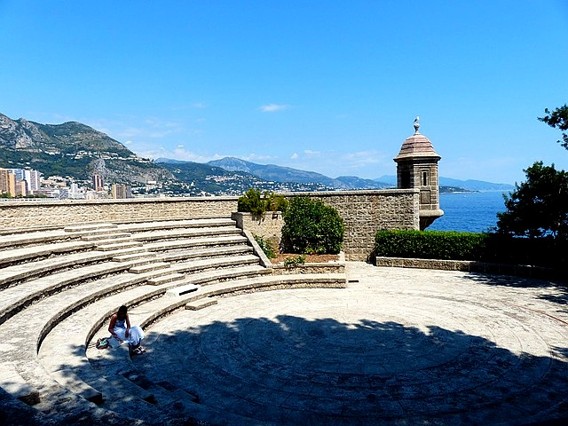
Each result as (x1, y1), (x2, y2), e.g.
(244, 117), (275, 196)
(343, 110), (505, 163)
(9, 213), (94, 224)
(159, 244), (253, 263)
(64, 223), (118, 233)
(0, 229), (74, 251)
(36, 266), (273, 417)
(120, 218), (236, 233)
(130, 226), (242, 243)
(0, 240), (96, 268)
(143, 234), (248, 252)
(0, 248), (146, 290)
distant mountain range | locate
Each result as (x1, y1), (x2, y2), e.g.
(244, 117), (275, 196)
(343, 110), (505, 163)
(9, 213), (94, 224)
(207, 157), (391, 189)
(0, 113), (514, 193)
(376, 175), (514, 191)
(205, 157), (514, 191)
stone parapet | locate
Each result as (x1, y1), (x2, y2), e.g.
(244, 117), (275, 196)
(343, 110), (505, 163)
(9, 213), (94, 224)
(0, 197), (238, 230)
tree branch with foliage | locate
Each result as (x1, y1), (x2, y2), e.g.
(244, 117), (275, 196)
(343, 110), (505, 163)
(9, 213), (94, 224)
(538, 104), (568, 150)
(497, 162), (568, 240)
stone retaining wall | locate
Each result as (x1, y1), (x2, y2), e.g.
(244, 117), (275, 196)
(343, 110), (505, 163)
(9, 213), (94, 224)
(271, 263), (345, 275)
(376, 256), (561, 280)
(232, 212), (284, 244)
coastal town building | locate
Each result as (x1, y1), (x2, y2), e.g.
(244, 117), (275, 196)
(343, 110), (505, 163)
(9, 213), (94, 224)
(92, 174), (104, 192)
(111, 183), (132, 199)
(0, 168), (17, 196)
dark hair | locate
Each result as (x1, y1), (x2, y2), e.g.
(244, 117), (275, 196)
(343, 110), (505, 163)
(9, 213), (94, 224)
(118, 305), (128, 316)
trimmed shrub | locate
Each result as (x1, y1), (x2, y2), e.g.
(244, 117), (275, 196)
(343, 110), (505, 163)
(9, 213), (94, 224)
(374, 230), (487, 261)
(283, 255), (306, 268)
(281, 197), (344, 254)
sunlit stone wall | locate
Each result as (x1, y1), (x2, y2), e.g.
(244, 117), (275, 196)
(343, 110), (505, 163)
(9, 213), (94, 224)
(234, 189), (420, 261)
(0, 197), (238, 229)
(0, 189), (419, 261)
(293, 190), (420, 261)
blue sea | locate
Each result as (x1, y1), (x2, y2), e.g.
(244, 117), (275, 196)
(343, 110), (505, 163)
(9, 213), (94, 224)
(427, 191), (509, 233)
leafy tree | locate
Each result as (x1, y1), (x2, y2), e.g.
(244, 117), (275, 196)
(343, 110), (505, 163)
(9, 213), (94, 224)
(281, 197), (344, 254)
(497, 162), (568, 240)
(237, 188), (265, 217)
(237, 189), (288, 218)
(538, 104), (568, 149)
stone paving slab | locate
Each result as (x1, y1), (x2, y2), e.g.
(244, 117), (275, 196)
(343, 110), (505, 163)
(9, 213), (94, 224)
(132, 263), (568, 425)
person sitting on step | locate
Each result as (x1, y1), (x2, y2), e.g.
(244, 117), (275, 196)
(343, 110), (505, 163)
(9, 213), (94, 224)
(108, 305), (145, 355)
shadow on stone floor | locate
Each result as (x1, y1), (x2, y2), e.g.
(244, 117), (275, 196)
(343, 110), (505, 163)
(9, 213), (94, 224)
(462, 272), (568, 306)
(3, 313), (568, 425)
(133, 314), (568, 425)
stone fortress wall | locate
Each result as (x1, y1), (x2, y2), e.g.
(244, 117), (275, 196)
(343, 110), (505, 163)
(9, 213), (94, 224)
(0, 189), (419, 261)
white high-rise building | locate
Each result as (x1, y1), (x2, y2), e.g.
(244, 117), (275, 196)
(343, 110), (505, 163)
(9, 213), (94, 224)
(24, 169), (41, 191)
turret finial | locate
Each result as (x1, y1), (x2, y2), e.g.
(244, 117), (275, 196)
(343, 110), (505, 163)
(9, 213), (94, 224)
(413, 116), (420, 134)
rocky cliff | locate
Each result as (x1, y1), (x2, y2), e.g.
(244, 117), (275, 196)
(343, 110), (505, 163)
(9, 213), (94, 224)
(0, 113), (172, 184)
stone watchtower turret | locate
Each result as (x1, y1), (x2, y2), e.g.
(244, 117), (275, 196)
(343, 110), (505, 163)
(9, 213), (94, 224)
(394, 117), (444, 229)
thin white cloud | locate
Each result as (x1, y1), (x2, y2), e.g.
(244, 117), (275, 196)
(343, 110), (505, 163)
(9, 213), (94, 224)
(137, 145), (216, 163)
(290, 152), (299, 160)
(303, 149), (321, 158)
(241, 153), (276, 162)
(259, 104), (290, 113)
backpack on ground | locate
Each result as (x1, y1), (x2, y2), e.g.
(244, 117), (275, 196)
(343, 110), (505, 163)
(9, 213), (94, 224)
(96, 337), (110, 349)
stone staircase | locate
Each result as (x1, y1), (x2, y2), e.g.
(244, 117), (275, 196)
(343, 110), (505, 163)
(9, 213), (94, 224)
(0, 217), (347, 424)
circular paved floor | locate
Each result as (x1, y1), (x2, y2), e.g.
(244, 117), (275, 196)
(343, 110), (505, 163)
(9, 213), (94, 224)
(136, 263), (568, 425)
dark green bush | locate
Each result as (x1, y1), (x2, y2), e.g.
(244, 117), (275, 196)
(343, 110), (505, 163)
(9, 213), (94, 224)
(281, 197), (344, 254)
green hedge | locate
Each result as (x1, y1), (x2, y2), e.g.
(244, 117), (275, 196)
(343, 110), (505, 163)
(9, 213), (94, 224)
(374, 230), (567, 268)
(374, 230), (487, 261)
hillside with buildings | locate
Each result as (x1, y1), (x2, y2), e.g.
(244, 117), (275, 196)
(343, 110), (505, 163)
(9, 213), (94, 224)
(0, 113), (172, 186)
(1, 113), (509, 200)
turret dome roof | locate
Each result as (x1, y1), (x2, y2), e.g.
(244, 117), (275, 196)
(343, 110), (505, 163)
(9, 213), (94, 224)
(394, 117), (440, 162)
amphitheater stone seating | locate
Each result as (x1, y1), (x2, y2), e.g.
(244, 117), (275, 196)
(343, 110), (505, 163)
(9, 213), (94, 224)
(0, 216), (346, 424)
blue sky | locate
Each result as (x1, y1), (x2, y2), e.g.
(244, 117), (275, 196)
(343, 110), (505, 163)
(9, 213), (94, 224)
(1, 1), (567, 184)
